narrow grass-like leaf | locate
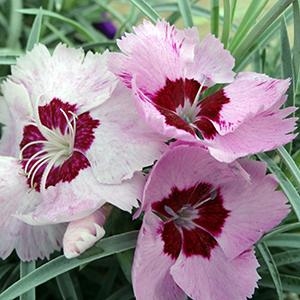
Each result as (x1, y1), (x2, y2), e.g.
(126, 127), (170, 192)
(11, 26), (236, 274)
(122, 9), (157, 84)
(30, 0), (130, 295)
(104, 286), (133, 300)
(221, 0), (230, 48)
(295, 66), (300, 107)
(178, 0), (193, 27)
(117, 250), (134, 283)
(54, 0), (63, 11)
(229, 0), (269, 53)
(128, 0), (161, 23)
(56, 272), (78, 300)
(233, 0), (293, 66)
(262, 222), (300, 241)
(0, 56), (17, 65)
(26, 8), (43, 52)
(257, 243), (283, 300)
(20, 261), (35, 300)
(230, 0), (237, 25)
(280, 17), (294, 108)
(270, 249), (300, 267)
(0, 264), (14, 281)
(17, 8), (96, 42)
(211, 0), (219, 37)
(265, 233), (300, 248)
(0, 231), (138, 300)
(260, 274), (300, 293)
(293, 0), (300, 79)
(257, 153), (300, 221)
(44, 21), (74, 46)
(6, 0), (23, 48)
(277, 146), (300, 188)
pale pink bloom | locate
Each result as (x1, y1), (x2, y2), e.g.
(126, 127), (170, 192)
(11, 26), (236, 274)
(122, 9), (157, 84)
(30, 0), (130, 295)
(132, 143), (289, 300)
(0, 44), (165, 260)
(110, 20), (297, 162)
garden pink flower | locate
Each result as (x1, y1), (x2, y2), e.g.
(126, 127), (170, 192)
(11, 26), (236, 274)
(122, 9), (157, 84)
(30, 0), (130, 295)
(132, 143), (289, 300)
(110, 20), (297, 162)
(0, 44), (165, 260)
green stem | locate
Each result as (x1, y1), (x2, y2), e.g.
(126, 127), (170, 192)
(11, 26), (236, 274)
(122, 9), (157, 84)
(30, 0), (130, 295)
(20, 261), (36, 300)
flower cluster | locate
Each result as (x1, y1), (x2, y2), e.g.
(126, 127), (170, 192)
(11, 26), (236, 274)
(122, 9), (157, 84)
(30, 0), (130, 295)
(0, 20), (297, 300)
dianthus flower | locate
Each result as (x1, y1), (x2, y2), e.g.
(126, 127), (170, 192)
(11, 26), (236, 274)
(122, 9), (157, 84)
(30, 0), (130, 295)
(110, 20), (296, 162)
(0, 44), (164, 260)
(132, 143), (289, 300)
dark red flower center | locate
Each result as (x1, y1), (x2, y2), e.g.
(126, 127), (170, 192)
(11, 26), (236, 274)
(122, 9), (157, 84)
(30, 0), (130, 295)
(19, 98), (100, 191)
(152, 182), (230, 259)
(151, 78), (230, 139)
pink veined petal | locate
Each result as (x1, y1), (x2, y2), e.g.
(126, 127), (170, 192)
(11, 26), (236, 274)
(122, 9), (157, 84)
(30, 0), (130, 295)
(0, 81), (33, 157)
(0, 156), (65, 261)
(109, 20), (199, 93)
(10, 44), (117, 112)
(211, 159), (290, 260)
(63, 205), (112, 258)
(86, 82), (166, 184)
(185, 34), (235, 85)
(132, 79), (196, 141)
(207, 106), (297, 163)
(132, 213), (185, 300)
(209, 72), (290, 135)
(170, 247), (260, 300)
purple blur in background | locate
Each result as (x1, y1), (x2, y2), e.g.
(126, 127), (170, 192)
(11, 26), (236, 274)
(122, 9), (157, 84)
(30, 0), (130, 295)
(93, 13), (117, 39)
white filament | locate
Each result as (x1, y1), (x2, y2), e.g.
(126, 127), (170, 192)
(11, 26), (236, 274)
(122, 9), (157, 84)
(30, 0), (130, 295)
(20, 100), (78, 191)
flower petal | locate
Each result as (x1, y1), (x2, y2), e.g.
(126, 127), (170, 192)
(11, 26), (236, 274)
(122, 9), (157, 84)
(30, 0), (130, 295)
(18, 170), (145, 225)
(86, 82), (166, 184)
(10, 44), (117, 111)
(63, 205), (111, 258)
(109, 20), (199, 93)
(0, 156), (65, 261)
(207, 105), (297, 162)
(170, 247), (259, 300)
(132, 213), (185, 300)
(186, 34), (235, 85)
(0, 81), (33, 156)
(208, 72), (290, 135)
(212, 159), (289, 259)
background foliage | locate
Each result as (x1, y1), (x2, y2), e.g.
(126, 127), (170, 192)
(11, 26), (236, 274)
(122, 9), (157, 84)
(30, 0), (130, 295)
(0, 0), (300, 299)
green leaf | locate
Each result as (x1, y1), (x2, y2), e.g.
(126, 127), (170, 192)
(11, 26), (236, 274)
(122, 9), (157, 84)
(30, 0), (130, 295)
(257, 243), (283, 300)
(20, 261), (35, 300)
(221, 0), (230, 48)
(0, 231), (138, 300)
(277, 146), (300, 188)
(293, 0), (300, 79)
(265, 233), (300, 248)
(280, 17), (294, 109)
(262, 222), (300, 241)
(17, 8), (96, 42)
(56, 272), (78, 300)
(117, 250), (134, 283)
(0, 56), (17, 65)
(54, 0), (63, 11)
(233, 0), (294, 67)
(0, 264), (15, 282)
(229, 0), (269, 53)
(104, 286), (133, 300)
(257, 153), (300, 221)
(211, 0), (219, 37)
(6, 0), (23, 48)
(26, 8), (43, 52)
(128, 0), (161, 23)
(271, 249), (300, 267)
(260, 274), (300, 294)
(178, 0), (193, 27)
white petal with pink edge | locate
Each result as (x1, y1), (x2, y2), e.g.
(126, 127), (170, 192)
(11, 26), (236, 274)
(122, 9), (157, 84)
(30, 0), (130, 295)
(86, 82), (166, 184)
(0, 156), (65, 261)
(10, 44), (117, 112)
